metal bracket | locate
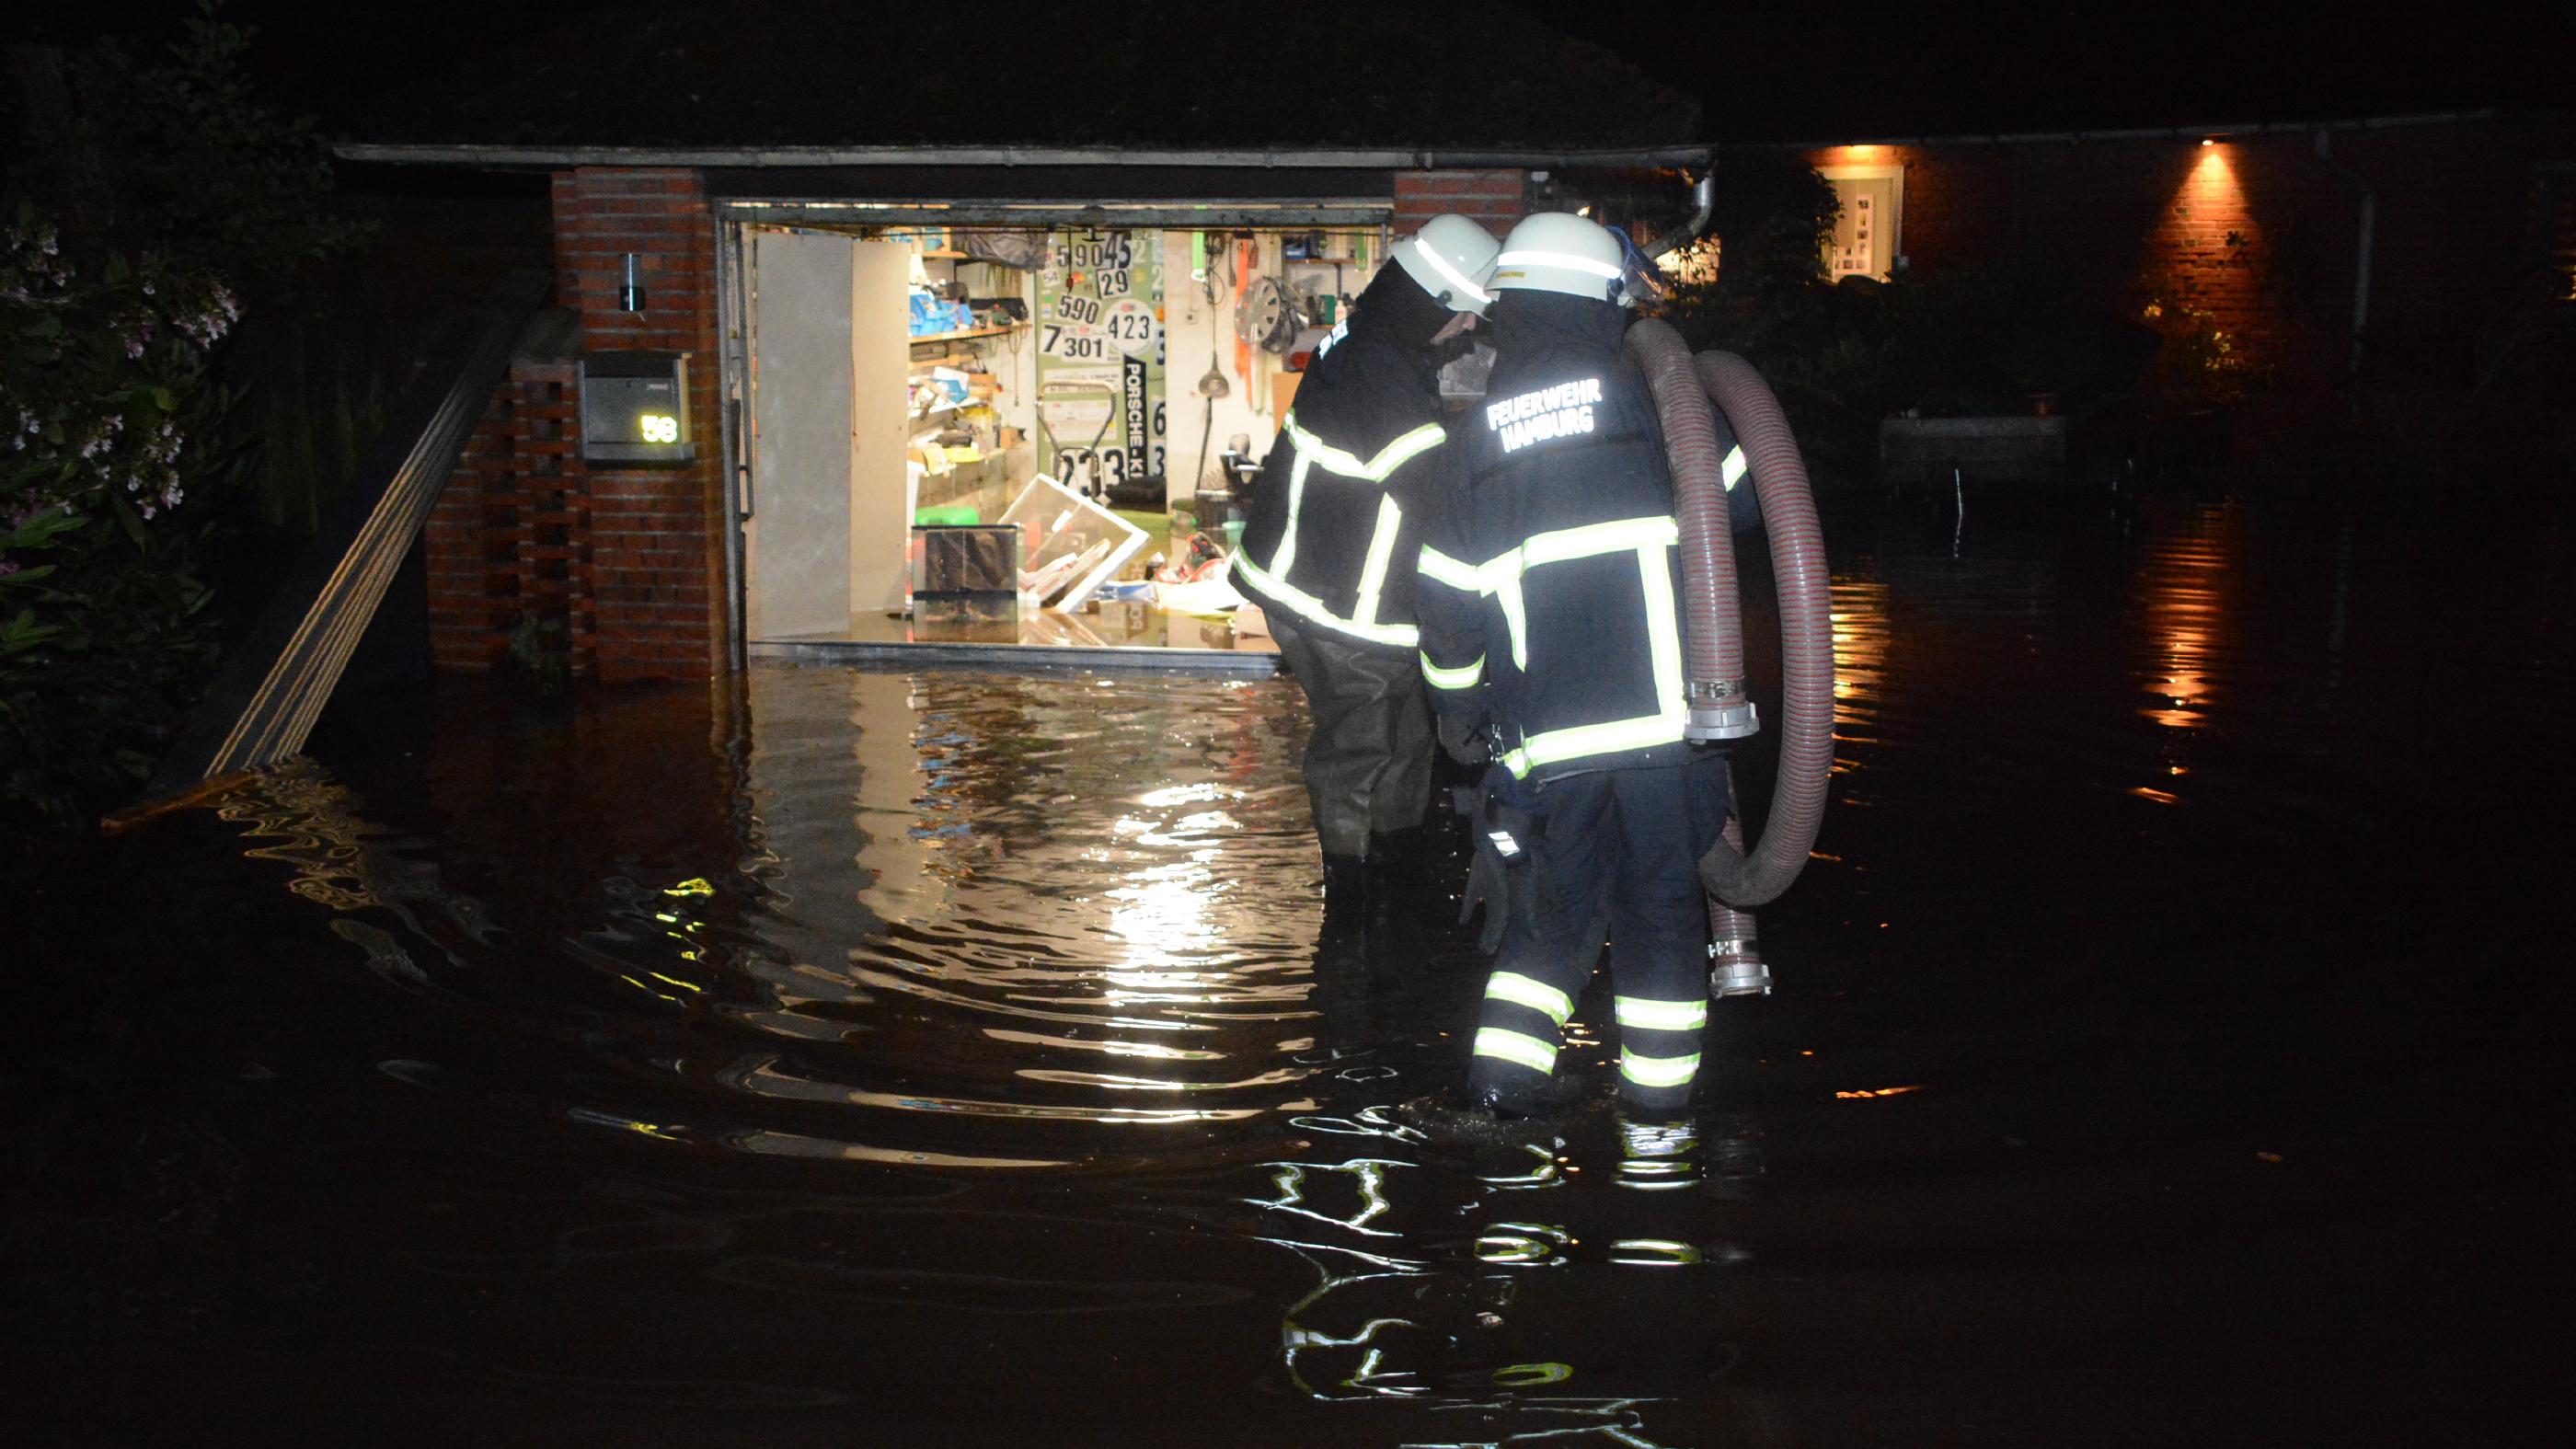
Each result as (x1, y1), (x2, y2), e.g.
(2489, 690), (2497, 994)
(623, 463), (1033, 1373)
(1685, 678), (1760, 742)
(1708, 941), (1772, 998)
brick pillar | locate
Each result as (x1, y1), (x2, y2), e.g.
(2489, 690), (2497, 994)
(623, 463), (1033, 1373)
(509, 360), (591, 673)
(1394, 168), (1532, 238)
(425, 362), (589, 673)
(423, 167), (724, 682)
(555, 167), (724, 682)
(427, 385), (516, 671)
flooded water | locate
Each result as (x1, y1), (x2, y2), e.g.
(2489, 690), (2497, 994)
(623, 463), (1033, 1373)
(11, 493), (2571, 1445)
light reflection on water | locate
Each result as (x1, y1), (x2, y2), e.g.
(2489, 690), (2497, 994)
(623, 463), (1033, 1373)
(150, 493), (2573, 1437)
(207, 664), (1743, 1422)
(2137, 504), (2232, 742)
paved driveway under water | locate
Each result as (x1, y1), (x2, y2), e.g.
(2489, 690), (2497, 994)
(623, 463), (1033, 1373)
(10, 494), (2571, 1445)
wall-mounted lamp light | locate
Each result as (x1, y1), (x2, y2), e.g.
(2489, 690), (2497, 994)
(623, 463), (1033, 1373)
(2200, 137), (2216, 148)
(619, 253), (647, 313)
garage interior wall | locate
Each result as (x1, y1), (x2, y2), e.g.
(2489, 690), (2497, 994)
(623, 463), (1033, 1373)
(1161, 230), (1384, 504)
(423, 165), (1535, 677)
(737, 223), (1396, 642)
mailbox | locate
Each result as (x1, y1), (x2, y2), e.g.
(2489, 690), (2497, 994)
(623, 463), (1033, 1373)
(580, 351), (694, 465)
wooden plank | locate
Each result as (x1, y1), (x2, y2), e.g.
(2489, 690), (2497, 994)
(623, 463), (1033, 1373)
(128, 270), (549, 811)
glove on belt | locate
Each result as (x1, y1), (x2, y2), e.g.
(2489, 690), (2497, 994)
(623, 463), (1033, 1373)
(1436, 712), (1489, 766)
(1456, 788), (1545, 954)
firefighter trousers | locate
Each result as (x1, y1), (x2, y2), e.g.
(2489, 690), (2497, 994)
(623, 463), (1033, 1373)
(1270, 617), (1434, 859)
(1466, 756), (1730, 1113)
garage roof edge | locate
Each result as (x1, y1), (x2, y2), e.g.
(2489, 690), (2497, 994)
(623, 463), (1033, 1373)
(1742, 108), (2512, 151)
(331, 143), (1719, 171)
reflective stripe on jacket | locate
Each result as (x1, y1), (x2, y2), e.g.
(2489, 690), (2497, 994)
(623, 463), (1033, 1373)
(1415, 292), (1706, 783)
(1230, 319), (1453, 659)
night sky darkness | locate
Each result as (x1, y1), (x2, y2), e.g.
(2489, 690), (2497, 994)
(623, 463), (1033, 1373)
(1508, 0), (2565, 140)
(29, 0), (2569, 144)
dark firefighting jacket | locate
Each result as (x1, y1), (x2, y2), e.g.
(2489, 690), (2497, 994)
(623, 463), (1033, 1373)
(1415, 291), (1758, 785)
(1231, 265), (1456, 658)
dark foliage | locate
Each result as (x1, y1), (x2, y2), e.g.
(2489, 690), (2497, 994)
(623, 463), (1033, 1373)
(322, 0), (1697, 147)
(6, 6), (363, 305)
(3, 5), (356, 834)
(1654, 154), (2187, 483)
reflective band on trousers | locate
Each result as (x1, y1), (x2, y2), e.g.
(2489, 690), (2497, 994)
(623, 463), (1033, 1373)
(1615, 996), (1708, 1032)
(1475, 1027), (1558, 1075)
(1487, 971), (1574, 1025)
(1620, 1049), (1700, 1088)
(1420, 650), (1483, 691)
(1721, 444), (1748, 491)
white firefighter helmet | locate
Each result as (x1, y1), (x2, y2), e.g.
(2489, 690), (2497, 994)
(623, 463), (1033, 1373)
(1489, 212), (1627, 304)
(1391, 214), (1502, 316)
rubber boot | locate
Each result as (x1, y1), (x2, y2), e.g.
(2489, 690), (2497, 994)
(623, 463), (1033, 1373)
(1362, 825), (1431, 939)
(1320, 853), (1369, 939)
(1365, 824), (1432, 883)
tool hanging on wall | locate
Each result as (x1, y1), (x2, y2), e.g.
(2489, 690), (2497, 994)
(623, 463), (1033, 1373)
(1236, 275), (1304, 357)
(1198, 234), (1233, 405)
(1232, 236), (1255, 404)
(1034, 377), (1120, 502)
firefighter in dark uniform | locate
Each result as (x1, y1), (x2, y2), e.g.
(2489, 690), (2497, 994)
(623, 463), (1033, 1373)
(1415, 211), (1758, 1116)
(1233, 214), (1501, 926)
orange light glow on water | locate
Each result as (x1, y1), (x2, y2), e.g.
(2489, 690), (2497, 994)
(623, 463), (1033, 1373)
(1828, 581), (1890, 736)
(2140, 535), (2226, 732)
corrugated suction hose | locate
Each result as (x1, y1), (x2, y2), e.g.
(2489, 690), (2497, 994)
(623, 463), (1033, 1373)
(1626, 321), (1835, 912)
(1625, 320), (1756, 741)
(1690, 350), (1834, 907)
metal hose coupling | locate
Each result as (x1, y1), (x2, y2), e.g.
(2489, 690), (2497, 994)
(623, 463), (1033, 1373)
(1708, 934), (1772, 998)
(1685, 678), (1760, 742)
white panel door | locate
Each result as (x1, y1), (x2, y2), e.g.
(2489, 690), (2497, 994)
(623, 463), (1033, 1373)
(747, 228), (856, 638)
(848, 240), (913, 616)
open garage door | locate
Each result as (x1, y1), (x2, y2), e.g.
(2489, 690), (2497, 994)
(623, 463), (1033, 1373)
(744, 228), (912, 639)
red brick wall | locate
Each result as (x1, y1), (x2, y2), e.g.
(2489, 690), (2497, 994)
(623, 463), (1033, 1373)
(426, 390), (508, 672)
(1395, 169), (1529, 237)
(557, 167), (725, 682)
(425, 360), (588, 672)
(427, 167), (725, 682)
(2330, 123), (2540, 381)
(2542, 169), (2576, 302)
(1811, 137), (2347, 417)
(1801, 118), (2557, 420)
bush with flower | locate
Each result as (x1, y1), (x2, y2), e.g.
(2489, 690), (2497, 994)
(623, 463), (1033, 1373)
(2, 205), (251, 825)
(3, 4), (363, 834)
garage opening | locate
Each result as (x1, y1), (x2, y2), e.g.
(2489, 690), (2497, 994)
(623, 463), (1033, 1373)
(730, 216), (1406, 668)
